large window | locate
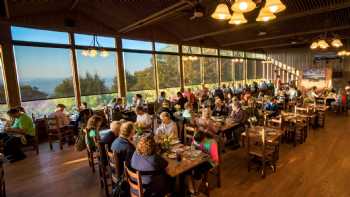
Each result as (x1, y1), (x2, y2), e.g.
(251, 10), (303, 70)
(235, 62), (244, 81)
(0, 49), (7, 113)
(220, 58), (233, 82)
(123, 52), (156, 103)
(156, 54), (180, 96)
(203, 57), (218, 86)
(13, 46), (75, 116)
(76, 49), (118, 108)
(74, 34), (115, 48)
(183, 57), (201, 87)
(247, 60), (255, 80)
(256, 60), (263, 79)
(11, 26), (69, 44)
(122, 39), (152, 51)
(155, 42), (178, 53)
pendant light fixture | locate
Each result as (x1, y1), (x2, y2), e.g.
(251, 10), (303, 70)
(264, 0), (286, 13)
(211, 2), (231, 20)
(310, 41), (318, 50)
(317, 39), (329, 49)
(81, 35), (109, 58)
(256, 7), (276, 22)
(231, 0), (256, 13)
(331, 38), (343, 48)
(228, 12), (247, 25)
(183, 46), (198, 61)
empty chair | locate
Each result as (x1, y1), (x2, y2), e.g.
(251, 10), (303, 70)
(45, 116), (65, 150)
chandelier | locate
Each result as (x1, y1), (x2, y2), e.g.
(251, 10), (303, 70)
(211, 0), (286, 25)
(310, 35), (343, 50)
(81, 35), (109, 58)
(337, 40), (350, 56)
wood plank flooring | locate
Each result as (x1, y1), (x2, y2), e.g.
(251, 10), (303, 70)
(5, 114), (350, 197)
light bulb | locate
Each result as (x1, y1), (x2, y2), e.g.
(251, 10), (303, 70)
(239, 2), (248, 11)
(269, 5), (278, 13)
(89, 49), (97, 57)
(100, 50), (109, 57)
(82, 50), (89, 56)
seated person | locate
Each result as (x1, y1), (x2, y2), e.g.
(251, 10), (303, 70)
(226, 101), (245, 148)
(182, 102), (193, 122)
(84, 115), (104, 151)
(49, 104), (71, 129)
(101, 120), (124, 149)
(3, 108), (35, 162)
(157, 91), (168, 107)
(264, 97), (279, 117)
(309, 86), (319, 101)
(112, 98), (124, 111)
(176, 91), (188, 110)
(155, 112), (178, 141)
(195, 108), (217, 136)
(133, 94), (144, 107)
(287, 86), (298, 100)
(183, 88), (196, 106)
(78, 102), (94, 127)
(135, 106), (152, 129)
(131, 135), (170, 197)
(188, 131), (219, 195)
(212, 98), (228, 117)
(111, 122), (135, 178)
(158, 101), (175, 121)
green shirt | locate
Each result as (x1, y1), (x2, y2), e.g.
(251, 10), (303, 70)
(12, 113), (35, 136)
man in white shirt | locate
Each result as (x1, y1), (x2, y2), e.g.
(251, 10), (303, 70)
(49, 104), (70, 129)
(135, 106), (152, 129)
(155, 112), (178, 140)
(287, 86), (298, 100)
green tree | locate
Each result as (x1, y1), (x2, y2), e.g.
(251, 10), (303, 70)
(53, 78), (75, 97)
(20, 85), (48, 100)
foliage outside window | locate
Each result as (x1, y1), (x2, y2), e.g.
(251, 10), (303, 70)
(13, 46), (75, 115)
(183, 57), (201, 86)
(235, 62), (244, 81)
(256, 60), (263, 79)
(220, 58), (233, 82)
(123, 52), (156, 103)
(76, 49), (118, 108)
(203, 57), (218, 86)
(247, 59), (255, 80)
(156, 54), (181, 98)
(202, 48), (218, 56)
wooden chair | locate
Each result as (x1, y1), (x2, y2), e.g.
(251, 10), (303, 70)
(105, 144), (121, 187)
(21, 114), (39, 154)
(246, 128), (277, 178)
(85, 134), (99, 173)
(45, 115), (64, 150)
(203, 141), (222, 196)
(184, 125), (196, 145)
(124, 162), (144, 197)
(95, 142), (110, 196)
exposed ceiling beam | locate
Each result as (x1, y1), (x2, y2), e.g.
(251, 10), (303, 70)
(223, 25), (350, 47)
(70, 0), (80, 10)
(247, 42), (307, 50)
(4, 0), (10, 19)
(119, 0), (192, 34)
(183, 1), (350, 41)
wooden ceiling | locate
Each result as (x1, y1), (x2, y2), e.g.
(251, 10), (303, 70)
(2, 0), (350, 52)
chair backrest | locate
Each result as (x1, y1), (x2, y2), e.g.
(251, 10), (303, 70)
(246, 128), (266, 158)
(124, 162), (144, 197)
(105, 144), (121, 184)
(44, 115), (60, 132)
(295, 107), (309, 115)
(267, 116), (282, 129)
(184, 124), (196, 145)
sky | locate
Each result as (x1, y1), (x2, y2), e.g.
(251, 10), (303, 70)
(10, 26), (158, 79)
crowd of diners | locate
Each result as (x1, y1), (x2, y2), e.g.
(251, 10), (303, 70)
(1, 76), (350, 196)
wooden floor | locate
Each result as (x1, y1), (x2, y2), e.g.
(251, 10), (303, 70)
(5, 114), (350, 197)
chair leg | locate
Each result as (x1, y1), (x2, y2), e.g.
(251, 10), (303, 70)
(48, 135), (53, 151)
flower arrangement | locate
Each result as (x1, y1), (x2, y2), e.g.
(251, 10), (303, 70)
(134, 122), (144, 136)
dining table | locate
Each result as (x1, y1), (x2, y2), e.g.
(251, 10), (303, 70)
(241, 126), (283, 147)
(162, 143), (209, 196)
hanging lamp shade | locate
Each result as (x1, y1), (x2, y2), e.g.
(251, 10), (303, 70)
(256, 7), (276, 22)
(317, 39), (329, 49)
(231, 0), (256, 13)
(82, 49), (89, 56)
(310, 41), (318, 50)
(265, 0), (286, 13)
(100, 50), (109, 57)
(89, 49), (98, 57)
(331, 38), (343, 48)
(228, 12), (247, 25)
(211, 3), (231, 20)
(337, 50), (347, 56)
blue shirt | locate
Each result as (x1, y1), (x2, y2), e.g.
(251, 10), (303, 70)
(111, 137), (135, 175)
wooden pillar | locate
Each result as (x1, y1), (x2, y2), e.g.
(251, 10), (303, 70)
(179, 44), (184, 90)
(218, 49), (221, 86)
(152, 42), (159, 99)
(0, 23), (21, 108)
(116, 37), (126, 97)
(68, 32), (81, 108)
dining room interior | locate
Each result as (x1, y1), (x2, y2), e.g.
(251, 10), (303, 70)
(0, 0), (350, 197)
